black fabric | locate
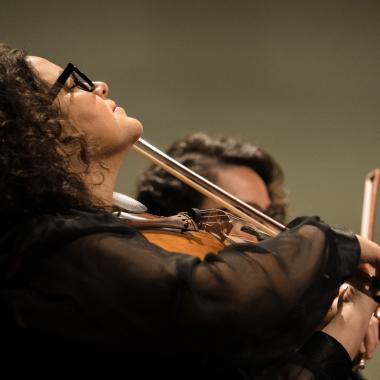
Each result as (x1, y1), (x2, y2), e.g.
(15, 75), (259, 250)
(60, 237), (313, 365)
(299, 331), (353, 379)
(0, 210), (361, 378)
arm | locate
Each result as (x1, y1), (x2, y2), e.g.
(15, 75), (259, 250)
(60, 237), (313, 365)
(322, 285), (377, 360)
(272, 246), (380, 380)
(285, 285), (379, 380)
(39, 215), (361, 363)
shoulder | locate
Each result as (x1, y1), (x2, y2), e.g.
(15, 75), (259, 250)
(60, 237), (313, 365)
(3, 209), (142, 266)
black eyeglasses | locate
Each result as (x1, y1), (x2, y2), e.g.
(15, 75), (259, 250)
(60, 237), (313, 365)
(49, 63), (95, 99)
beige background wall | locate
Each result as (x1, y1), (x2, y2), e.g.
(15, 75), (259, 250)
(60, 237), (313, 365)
(1, 0), (379, 376)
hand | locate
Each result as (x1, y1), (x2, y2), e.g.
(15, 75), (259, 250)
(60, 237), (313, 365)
(360, 312), (379, 360)
(357, 235), (380, 271)
(343, 269), (380, 365)
(355, 235), (380, 302)
(322, 285), (378, 360)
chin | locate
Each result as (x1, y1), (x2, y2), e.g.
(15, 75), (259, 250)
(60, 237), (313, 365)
(128, 117), (143, 143)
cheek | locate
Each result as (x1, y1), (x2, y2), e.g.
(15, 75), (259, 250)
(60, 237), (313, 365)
(62, 95), (138, 156)
(82, 99), (110, 124)
(70, 101), (114, 135)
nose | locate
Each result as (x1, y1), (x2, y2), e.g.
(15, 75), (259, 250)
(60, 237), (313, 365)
(93, 81), (109, 99)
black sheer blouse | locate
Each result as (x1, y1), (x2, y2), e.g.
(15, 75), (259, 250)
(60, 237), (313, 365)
(0, 211), (360, 379)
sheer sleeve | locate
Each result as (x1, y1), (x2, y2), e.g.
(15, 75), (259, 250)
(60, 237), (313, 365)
(257, 331), (354, 380)
(21, 215), (359, 368)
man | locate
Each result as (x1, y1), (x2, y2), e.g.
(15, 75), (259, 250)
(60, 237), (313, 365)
(136, 132), (288, 223)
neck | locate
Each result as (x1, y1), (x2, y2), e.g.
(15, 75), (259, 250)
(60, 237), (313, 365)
(84, 156), (123, 210)
(88, 174), (116, 209)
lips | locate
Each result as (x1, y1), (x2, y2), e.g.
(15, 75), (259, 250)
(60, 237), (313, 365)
(107, 100), (117, 112)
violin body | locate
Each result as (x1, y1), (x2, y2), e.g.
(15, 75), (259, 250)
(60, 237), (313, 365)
(141, 229), (224, 259)
(116, 208), (257, 259)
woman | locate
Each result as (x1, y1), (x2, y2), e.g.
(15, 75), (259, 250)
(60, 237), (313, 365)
(0, 43), (379, 379)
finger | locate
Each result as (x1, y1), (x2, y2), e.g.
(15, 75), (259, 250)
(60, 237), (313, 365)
(363, 316), (379, 360)
(360, 341), (366, 355)
(358, 263), (374, 276)
(321, 294), (340, 327)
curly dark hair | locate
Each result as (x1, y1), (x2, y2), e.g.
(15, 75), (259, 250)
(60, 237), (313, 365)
(0, 43), (101, 221)
(136, 132), (288, 223)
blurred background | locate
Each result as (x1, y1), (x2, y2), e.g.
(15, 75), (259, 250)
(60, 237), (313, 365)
(1, 0), (379, 376)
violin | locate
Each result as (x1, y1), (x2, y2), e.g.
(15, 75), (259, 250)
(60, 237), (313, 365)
(111, 137), (287, 260)
(113, 192), (266, 259)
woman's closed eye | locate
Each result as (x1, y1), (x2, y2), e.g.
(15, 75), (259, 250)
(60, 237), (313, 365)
(64, 75), (89, 93)
(61, 78), (77, 93)
(68, 80), (85, 92)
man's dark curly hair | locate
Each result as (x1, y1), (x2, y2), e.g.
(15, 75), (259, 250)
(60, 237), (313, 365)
(0, 43), (100, 221)
(136, 132), (288, 223)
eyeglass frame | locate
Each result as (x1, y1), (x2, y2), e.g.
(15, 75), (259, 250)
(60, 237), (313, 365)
(49, 63), (95, 100)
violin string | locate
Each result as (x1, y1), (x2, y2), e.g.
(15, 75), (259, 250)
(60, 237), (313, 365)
(195, 208), (268, 241)
(199, 208), (251, 222)
(198, 209), (249, 223)
(197, 208), (261, 230)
